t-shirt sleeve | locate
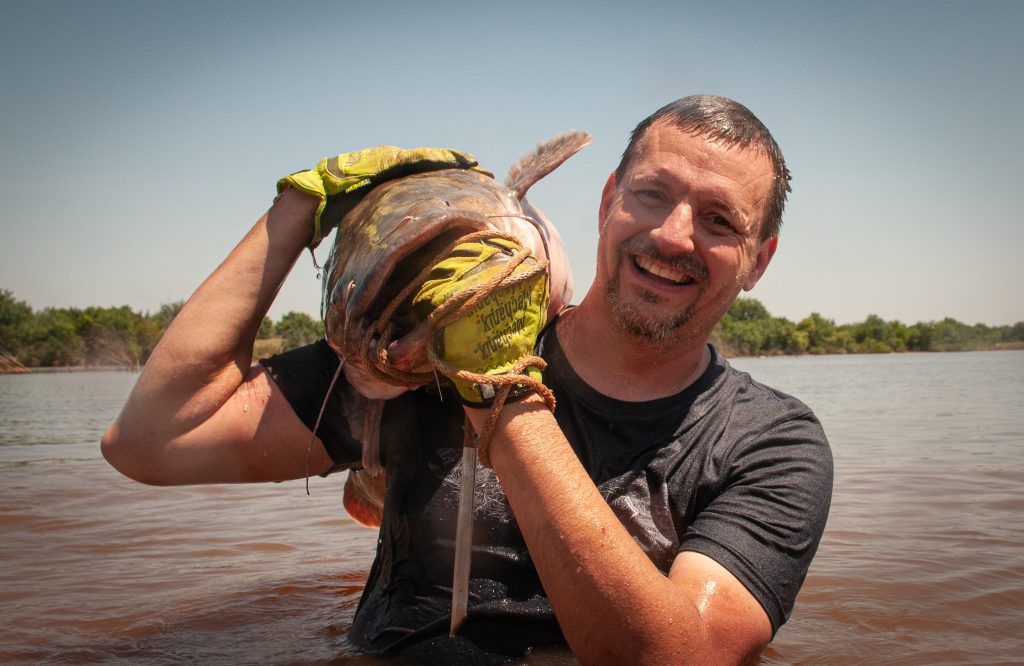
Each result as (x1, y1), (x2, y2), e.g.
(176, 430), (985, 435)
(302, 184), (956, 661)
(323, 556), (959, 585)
(259, 339), (363, 468)
(679, 411), (834, 634)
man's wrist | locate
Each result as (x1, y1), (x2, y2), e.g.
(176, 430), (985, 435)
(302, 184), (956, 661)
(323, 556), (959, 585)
(463, 392), (553, 470)
(273, 184), (321, 211)
(267, 187), (321, 247)
(463, 391), (548, 432)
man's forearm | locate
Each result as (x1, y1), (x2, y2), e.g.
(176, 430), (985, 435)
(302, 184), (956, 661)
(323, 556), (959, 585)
(474, 397), (707, 664)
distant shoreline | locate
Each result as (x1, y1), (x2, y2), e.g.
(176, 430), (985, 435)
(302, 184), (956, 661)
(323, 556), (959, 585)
(6, 345), (1022, 375)
(4, 292), (1020, 370)
(725, 343), (1024, 359)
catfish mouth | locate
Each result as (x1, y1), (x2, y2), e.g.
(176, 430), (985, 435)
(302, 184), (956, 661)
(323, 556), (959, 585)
(365, 223), (483, 337)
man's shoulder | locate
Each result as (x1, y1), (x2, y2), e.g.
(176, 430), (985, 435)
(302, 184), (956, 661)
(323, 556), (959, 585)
(712, 350), (817, 418)
(703, 351), (830, 460)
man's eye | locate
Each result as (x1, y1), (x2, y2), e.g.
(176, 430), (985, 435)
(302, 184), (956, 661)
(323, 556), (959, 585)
(708, 215), (736, 231)
(634, 189), (666, 204)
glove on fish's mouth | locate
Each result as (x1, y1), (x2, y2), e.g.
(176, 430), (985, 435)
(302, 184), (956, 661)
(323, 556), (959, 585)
(328, 209), (503, 378)
(350, 217), (496, 325)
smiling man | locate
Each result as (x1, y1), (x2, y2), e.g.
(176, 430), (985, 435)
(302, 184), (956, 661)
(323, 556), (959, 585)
(603, 123), (777, 349)
(461, 95), (832, 663)
(103, 95), (832, 664)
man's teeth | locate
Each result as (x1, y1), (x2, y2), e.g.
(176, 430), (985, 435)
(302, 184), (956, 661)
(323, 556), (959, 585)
(635, 256), (691, 284)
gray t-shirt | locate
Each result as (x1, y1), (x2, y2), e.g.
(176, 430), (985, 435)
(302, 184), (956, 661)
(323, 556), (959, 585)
(262, 324), (833, 658)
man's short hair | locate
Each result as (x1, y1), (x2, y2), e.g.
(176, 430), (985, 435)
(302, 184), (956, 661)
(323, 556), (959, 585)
(615, 95), (792, 241)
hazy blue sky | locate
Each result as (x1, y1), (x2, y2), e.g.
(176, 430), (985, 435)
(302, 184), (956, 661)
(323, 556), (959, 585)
(2, 1), (1021, 326)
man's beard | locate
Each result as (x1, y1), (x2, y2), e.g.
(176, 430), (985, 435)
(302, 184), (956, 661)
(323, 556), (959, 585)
(605, 237), (708, 344)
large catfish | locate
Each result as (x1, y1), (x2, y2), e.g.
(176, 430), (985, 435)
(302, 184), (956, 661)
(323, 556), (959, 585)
(318, 131), (589, 528)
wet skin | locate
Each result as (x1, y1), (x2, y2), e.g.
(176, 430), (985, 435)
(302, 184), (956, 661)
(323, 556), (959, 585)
(594, 121), (778, 349)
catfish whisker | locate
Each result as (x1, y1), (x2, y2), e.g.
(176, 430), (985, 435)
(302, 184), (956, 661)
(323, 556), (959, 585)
(306, 356), (346, 495)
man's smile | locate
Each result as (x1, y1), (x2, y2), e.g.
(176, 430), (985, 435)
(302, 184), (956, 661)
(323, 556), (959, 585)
(633, 255), (697, 286)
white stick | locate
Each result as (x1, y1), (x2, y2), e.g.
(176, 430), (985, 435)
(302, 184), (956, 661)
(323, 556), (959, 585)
(449, 445), (477, 635)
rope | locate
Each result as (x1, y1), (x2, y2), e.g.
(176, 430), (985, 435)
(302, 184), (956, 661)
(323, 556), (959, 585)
(355, 229), (556, 465)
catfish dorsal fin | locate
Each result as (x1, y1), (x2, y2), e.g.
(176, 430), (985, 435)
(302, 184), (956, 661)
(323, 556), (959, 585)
(504, 130), (592, 199)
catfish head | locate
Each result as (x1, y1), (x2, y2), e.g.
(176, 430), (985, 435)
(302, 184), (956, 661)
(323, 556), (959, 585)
(321, 131), (588, 400)
(317, 132), (588, 521)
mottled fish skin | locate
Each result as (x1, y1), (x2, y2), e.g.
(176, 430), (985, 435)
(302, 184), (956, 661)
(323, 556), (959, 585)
(320, 131), (590, 526)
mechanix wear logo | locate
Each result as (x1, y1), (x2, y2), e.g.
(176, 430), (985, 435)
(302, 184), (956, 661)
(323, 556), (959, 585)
(471, 286), (536, 362)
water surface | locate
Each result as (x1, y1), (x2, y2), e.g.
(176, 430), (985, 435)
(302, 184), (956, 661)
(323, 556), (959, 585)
(2, 352), (1022, 664)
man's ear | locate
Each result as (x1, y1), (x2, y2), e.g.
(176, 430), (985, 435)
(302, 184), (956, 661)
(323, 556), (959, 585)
(598, 172), (617, 235)
(743, 236), (779, 292)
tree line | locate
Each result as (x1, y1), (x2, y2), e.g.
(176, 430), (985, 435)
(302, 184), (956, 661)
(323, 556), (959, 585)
(2, 288), (1022, 369)
(0, 289), (321, 369)
(711, 298), (1024, 357)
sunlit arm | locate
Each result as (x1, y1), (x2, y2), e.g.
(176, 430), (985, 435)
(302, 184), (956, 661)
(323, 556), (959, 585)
(101, 188), (334, 485)
(466, 395), (773, 665)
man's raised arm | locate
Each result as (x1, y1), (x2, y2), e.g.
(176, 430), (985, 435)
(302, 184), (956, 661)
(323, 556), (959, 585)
(101, 145), (491, 486)
(101, 188), (334, 485)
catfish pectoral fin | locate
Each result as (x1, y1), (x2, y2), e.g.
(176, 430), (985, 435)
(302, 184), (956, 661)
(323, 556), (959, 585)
(343, 470), (386, 528)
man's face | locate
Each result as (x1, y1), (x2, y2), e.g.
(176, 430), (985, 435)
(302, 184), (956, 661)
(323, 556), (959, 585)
(594, 121), (778, 348)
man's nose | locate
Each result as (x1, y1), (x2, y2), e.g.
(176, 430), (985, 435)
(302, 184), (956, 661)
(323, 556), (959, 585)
(649, 202), (696, 254)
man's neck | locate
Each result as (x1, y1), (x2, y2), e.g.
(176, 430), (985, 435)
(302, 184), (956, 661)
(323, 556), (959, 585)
(554, 302), (712, 402)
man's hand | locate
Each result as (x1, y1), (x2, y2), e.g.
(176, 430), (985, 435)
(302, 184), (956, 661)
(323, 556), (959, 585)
(412, 233), (551, 412)
(278, 146), (490, 248)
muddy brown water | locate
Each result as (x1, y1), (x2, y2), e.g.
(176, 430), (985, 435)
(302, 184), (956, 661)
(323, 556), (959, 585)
(2, 351), (1022, 664)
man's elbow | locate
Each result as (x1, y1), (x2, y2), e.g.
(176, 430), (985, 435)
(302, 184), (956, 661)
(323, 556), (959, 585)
(101, 423), (173, 486)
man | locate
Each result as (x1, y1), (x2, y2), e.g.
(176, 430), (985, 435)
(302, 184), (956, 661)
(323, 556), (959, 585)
(103, 95), (832, 664)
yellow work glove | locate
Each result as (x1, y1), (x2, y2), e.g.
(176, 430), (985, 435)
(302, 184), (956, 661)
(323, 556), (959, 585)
(278, 146), (491, 248)
(413, 235), (550, 406)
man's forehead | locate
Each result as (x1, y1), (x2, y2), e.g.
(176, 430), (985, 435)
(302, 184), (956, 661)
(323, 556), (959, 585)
(633, 121), (762, 165)
(623, 122), (773, 231)
(629, 125), (770, 186)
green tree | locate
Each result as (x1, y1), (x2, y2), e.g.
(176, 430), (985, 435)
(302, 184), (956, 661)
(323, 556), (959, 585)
(931, 317), (973, 351)
(845, 314), (908, 353)
(906, 322), (934, 351)
(762, 317), (806, 355)
(81, 305), (160, 368)
(884, 320), (909, 352)
(276, 311), (321, 350)
(1003, 322), (1024, 344)
(797, 313), (842, 354)
(0, 289), (34, 357)
(728, 297), (771, 321)
(26, 308), (86, 366)
(722, 319), (766, 356)
(716, 299), (806, 355)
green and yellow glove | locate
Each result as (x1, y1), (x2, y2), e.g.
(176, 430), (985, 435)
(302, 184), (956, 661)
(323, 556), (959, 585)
(412, 234), (550, 407)
(278, 146), (491, 248)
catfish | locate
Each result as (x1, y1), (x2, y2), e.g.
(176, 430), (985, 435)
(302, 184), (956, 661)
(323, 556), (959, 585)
(318, 131), (590, 527)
